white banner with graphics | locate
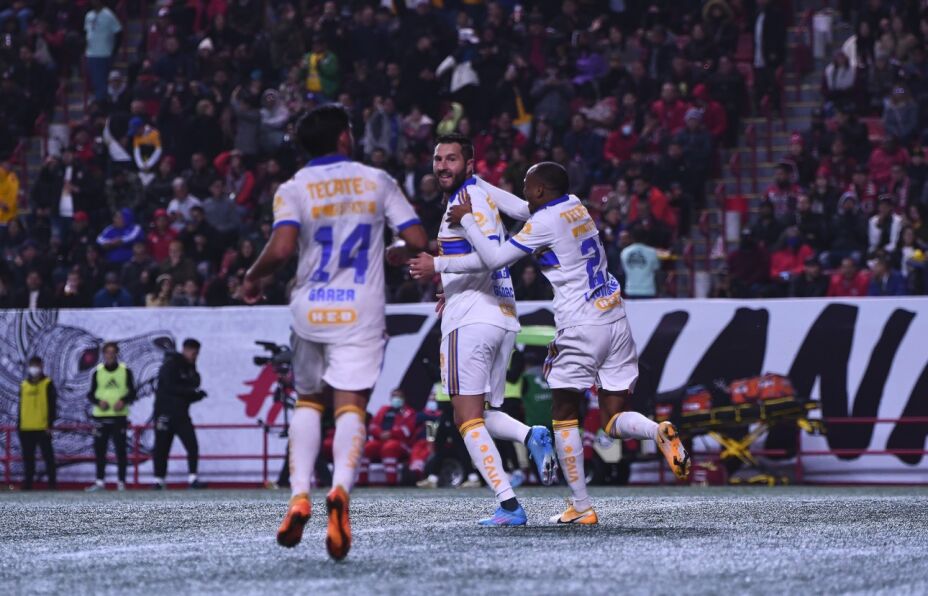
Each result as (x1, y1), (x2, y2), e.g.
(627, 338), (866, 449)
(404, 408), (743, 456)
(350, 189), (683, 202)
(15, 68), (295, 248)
(1, 298), (926, 484)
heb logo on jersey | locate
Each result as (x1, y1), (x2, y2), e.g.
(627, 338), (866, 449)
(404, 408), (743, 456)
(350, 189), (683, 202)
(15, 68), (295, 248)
(308, 288), (357, 302)
(589, 278), (622, 311)
(308, 308), (357, 325)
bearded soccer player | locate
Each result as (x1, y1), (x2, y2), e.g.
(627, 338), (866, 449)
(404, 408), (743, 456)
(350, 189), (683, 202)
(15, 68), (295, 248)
(243, 105), (427, 560)
(426, 134), (556, 526)
(411, 162), (690, 524)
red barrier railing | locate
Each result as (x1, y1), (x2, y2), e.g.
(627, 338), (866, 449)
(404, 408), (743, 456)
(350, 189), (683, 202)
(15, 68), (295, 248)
(2, 423), (286, 488)
(5, 417), (926, 488)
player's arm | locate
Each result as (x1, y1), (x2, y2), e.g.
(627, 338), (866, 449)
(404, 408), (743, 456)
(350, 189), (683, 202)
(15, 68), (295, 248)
(476, 176), (531, 221)
(243, 185), (301, 303)
(383, 172), (428, 256)
(441, 214), (526, 272)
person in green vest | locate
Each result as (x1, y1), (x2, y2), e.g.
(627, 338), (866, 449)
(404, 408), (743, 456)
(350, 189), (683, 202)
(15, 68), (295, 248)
(18, 356), (57, 490)
(85, 342), (137, 492)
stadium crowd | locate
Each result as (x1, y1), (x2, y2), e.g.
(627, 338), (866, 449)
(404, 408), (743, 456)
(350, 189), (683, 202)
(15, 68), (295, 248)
(0, 0), (926, 305)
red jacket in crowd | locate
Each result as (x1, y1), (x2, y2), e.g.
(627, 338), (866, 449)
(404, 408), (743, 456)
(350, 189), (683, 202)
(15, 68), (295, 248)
(770, 244), (815, 279)
(650, 98), (690, 135)
(476, 159), (508, 187)
(369, 405), (417, 445)
(827, 270), (870, 297)
(603, 128), (639, 164)
(868, 147), (910, 187)
(692, 84), (728, 140)
(629, 186), (678, 231)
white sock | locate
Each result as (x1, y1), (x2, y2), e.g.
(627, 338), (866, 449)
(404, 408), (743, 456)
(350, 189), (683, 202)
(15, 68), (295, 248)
(459, 419), (515, 503)
(154, 477), (165, 486)
(289, 404), (323, 498)
(553, 420), (591, 512)
(484, 409), (531, 443)
(608, 411), (658, 440)
(95, 479), (104, 487)
(188, 474), (198, 484)
(331, 406), (367, 493)
(427, 474), (439, 483)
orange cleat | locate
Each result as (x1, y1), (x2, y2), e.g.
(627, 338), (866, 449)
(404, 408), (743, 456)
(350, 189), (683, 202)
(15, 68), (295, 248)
(276, 494), (311, 548)
(657, 421), (691, 480)
(325, 485), (352, 561)
(549, 500), (599, 525)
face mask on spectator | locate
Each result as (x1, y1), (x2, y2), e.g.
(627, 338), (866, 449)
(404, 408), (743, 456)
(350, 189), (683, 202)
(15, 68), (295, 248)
(391, 397), (404, 409)
(28, 366), (41, 378)
(621, 124), (633, 136)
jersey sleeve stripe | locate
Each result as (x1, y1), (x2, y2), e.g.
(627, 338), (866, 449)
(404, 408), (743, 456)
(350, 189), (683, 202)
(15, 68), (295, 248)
(272, 220), (301, 230)
(509, 238), (533, 253)
(396, 218), (421, 232)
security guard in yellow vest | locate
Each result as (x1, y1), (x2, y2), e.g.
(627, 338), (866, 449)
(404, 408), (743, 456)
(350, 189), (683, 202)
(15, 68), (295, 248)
(18, 356), (57, 490)
(86, 342), (137, 492)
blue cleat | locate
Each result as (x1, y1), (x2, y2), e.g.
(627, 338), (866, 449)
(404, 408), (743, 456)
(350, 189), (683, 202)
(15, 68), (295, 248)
(526, 426), (558, 486)
(478, 504), (528, 527)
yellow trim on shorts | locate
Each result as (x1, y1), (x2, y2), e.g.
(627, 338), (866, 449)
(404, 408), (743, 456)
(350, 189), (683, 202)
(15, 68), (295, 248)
(458, 418), (484, 435)
(295, 400), (325, 413)
(335, 404), (366, 419)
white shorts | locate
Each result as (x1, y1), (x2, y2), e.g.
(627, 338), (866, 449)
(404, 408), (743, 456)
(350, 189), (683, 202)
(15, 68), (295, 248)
(544, 319), (639, 392)
(291, 333), (386, 395)
(440, 324), (516, 407)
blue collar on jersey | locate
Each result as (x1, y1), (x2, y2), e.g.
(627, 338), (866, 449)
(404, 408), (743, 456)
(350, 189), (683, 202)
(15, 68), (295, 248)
(307, 154), (352, 167)
(449, 177), (477, 204)
(535, 194), (571, 211)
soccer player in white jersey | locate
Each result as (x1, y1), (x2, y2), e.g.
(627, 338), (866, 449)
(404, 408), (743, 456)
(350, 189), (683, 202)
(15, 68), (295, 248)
(242, 105), (427, 559)
(411, 162), (691, 524)
(429, 133), (556, 526)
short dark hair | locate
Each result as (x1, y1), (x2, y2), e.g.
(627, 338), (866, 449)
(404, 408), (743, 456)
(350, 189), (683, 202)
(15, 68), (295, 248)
(102, 341), (119, 353)
(435, 133), (474, 162)
(28, 356), (42, 365)
(182, 338), (201, 350)
(296, 104), (350, 157)
(531, 161), (569, 195)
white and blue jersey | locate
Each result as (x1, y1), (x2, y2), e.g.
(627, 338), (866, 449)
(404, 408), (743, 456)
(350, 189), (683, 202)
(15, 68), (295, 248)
(437, 177), (520, 339)
(436, 194), (625, 331)
(273, 155), (420, 343)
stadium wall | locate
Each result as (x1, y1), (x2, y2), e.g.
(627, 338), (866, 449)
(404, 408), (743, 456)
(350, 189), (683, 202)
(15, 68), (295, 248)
(0, 299), (926, 484)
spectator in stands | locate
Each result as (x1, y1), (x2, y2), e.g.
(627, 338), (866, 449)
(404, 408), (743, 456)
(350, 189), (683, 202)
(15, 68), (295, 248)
(753, 0), (786, 110)
(0, 158), (19, 240)
(728, 231), (770, 299)
(808, 169), (841, 218)
(764, 164), (802, 218)
(359, 389), (417, 486)
(822, 50), (856, 110)
(620, 227), (661, 299)
(821, 136), (857, 189)
(769, 226), (815, 295)
(785, 134), (819, 188)
(790, 257), (829, 298)
(651, 82), (689, 135)
(160, 240), (197, 285)
(630, 175), (676, 234)
(14, 269), (53, 310)
(847, 164), (878, 215)
(869, 136), (910, 189)
(84, 0), (122, 103)
(96, 208), (143, 265)
(92, 271), (132, 308)
(823, 193), (868, 268)
(834, 106), (871, 164)
(708, 55), (747, 148)
(827, 257), (870, 297)
(784, 194), (827, 251)
(514, 264), (553, 301)
(867, 256), (906, 296)
(868, 195), (904, 256)
(57, 268), (92, 308)
(167, 178), (202, 232)
(883, 86), (919, 144)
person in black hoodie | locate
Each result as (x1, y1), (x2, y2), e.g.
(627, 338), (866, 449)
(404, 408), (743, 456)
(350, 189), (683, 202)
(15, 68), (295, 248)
(152, 338), (207, 489)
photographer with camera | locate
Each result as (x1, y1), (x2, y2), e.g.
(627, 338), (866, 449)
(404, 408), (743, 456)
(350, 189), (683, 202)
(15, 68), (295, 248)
(152, 338), (207, 489)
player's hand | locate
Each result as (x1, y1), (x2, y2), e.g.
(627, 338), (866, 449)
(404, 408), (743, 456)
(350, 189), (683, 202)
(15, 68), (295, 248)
(446, 189), (473, 227)
(113, 400), (125, 411)
(435, 291), (445, 318)
(409, 252), (435, 280)
(241, 274), (262, 305)
(97, 400), (109, 411)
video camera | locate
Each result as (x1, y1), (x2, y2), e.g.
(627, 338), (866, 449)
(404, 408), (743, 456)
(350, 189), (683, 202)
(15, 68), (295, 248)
(253, 340), (292, 377)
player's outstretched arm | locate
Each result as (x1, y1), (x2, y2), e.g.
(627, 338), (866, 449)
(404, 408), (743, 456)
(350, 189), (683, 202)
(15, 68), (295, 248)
(441, 213), (526, 272)
(242, 225), (298, 303)
(399, 223), (428, 253)
(476, 176), (531, 221)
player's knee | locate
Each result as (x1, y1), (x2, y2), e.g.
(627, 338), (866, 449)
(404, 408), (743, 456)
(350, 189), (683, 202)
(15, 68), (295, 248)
(363, 440), (382, 459)
(551, 395), (581, 421)
(382, 440), (406, 459)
